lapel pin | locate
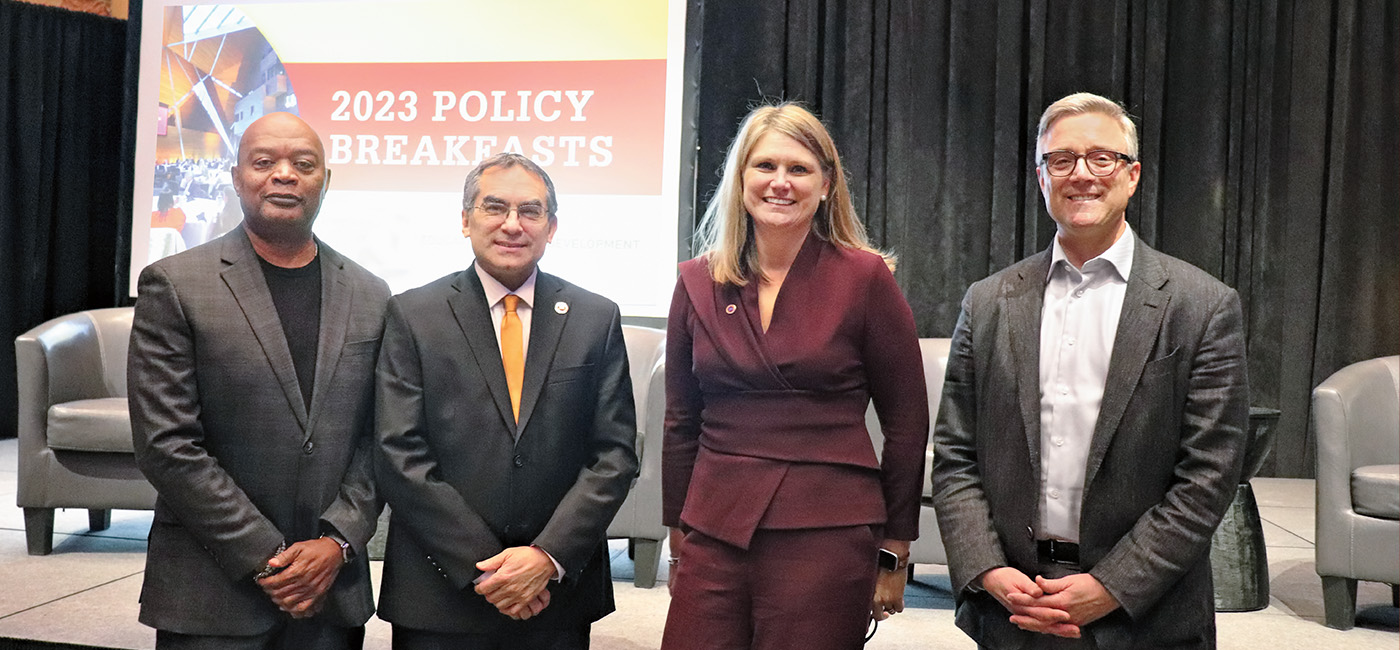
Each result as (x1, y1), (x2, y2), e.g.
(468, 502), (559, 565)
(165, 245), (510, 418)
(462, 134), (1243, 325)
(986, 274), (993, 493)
(725, 304), (736, 314)
(554, 301), (569, 314)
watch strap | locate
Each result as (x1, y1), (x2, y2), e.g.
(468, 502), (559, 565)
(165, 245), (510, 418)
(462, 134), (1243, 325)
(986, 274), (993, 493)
(321, 533), (353, 565)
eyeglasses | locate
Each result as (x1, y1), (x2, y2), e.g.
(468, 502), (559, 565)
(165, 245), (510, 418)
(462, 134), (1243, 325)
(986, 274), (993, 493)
(470, 202), (548, 222)
(1039, 150), (1135, 177)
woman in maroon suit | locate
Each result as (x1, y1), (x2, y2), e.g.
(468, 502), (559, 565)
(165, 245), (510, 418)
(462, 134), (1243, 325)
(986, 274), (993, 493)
(660, 103), (929, 649)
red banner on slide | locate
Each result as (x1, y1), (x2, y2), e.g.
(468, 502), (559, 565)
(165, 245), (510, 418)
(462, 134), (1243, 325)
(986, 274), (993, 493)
(284, 59), (666, 195)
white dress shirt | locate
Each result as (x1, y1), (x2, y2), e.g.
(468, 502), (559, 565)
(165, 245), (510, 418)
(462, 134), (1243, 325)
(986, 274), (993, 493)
(474, 263), (537, 361)
(1036, 226), (1135, 542)
(471, 263), (565, 580)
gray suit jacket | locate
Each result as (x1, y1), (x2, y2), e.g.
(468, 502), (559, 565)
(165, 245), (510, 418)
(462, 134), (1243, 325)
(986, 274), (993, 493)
(932, 235), (1248, 649)
(129, 228), (390, 635)
(374, 267), (638, 634)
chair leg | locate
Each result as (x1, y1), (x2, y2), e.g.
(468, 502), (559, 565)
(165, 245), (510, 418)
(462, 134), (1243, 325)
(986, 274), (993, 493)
(23, 508), (55, 556)
(1392, 584), (1398, 608)
(632, 538), (662, 589)
(1321, 575), (1357, 630)
(88, 509), (111, 532)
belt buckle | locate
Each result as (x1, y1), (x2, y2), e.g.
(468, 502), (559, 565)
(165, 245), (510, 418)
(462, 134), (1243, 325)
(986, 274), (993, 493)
(1041, 539), (1078, 565)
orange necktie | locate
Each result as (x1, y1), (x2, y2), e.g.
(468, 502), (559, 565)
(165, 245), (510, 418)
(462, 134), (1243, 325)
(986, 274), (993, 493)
(501, 294), (524, 421)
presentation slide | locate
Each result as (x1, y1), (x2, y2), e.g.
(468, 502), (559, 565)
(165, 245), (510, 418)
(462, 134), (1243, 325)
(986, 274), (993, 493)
(130, 0), (688, 317)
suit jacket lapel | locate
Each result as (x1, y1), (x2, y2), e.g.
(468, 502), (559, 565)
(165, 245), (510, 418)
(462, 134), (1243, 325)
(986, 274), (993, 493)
(448, 270), (517, 434)
(1005, 250), (1051, 478)
(1083, 236), (1170, 491)
(219, 229), (308, 430)
(517, 272), (567, 436)
(305, 241), (350, 441)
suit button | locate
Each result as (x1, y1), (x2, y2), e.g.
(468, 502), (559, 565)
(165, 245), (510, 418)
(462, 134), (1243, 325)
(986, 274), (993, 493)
(303, 440), (314, 455)
(514, 455), (524, 468)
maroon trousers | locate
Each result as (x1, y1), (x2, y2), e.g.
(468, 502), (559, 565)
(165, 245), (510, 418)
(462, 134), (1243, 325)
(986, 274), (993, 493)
(661, 526), (880, 650)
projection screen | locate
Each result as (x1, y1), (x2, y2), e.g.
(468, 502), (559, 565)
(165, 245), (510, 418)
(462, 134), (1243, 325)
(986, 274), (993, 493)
(130, 0), (691, 318)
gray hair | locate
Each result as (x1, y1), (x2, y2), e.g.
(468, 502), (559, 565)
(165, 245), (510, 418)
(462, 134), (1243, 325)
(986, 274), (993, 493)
(461, 153), (558, 219)
(1036, 92), (1139, 160)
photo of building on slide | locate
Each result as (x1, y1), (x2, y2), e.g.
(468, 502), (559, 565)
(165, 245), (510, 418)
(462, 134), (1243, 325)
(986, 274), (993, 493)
(149, 5), (293, 264)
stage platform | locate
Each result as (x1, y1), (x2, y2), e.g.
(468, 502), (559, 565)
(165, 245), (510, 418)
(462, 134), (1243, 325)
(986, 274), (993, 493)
(0, 439), (1394, 649)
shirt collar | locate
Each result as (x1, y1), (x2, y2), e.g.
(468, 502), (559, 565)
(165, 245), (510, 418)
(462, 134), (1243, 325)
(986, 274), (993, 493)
(474, 263), (537, 309)
(1048, 223), (1136, 283)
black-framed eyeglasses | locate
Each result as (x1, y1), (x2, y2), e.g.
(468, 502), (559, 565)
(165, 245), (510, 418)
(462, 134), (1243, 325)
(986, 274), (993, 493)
(1039, 150), (1135, 177)
(470, 201), (548, 222)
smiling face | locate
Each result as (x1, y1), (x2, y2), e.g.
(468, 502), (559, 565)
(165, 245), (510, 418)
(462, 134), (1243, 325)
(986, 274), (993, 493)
(1036, 112), (1141, 242)
(232, 113), (328, 244)
(462, 164), (557, 290)
(741, 131), (830, 235)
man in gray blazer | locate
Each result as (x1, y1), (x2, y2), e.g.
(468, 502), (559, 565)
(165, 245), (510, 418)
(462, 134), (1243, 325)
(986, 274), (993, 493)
(932, 93), (1249, 649)
(129, 112), (389, 650)
(374, 153), (638, 649)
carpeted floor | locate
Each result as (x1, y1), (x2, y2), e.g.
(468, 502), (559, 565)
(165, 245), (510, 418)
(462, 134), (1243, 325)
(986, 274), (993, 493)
(0, 439), (1395, 649)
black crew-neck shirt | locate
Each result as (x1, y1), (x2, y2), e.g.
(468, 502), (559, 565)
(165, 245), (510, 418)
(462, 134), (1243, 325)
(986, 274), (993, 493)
(258, 253), (322, 410)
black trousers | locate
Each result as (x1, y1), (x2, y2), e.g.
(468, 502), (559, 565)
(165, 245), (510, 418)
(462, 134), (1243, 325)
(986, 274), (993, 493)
(156, 621), (364, 650)
(391, 624), (590, 650)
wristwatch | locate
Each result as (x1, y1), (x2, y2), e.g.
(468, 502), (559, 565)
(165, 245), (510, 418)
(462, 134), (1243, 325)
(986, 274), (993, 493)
(322, 533), (353, 565)
(877, 548), (908, 572)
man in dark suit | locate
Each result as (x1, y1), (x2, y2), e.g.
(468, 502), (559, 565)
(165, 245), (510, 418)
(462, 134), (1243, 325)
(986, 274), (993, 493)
(129, 112), (389, 649)
(932, 92), (1249, 649)
(374, 153), (639, 649)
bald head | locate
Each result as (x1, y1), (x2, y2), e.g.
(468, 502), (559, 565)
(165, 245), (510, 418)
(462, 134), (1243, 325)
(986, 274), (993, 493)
(232, 112), (330, 247)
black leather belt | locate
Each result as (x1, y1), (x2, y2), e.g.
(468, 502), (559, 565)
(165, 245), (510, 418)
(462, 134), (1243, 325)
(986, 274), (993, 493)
(1037, 539), (1080, 565)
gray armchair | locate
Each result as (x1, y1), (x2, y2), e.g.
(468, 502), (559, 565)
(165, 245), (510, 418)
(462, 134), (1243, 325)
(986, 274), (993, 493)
(1313, 355), (1400, 629)
(866, 337), (951, 570)
(608, 325), (667, 587)
(15, 307), (157, 555)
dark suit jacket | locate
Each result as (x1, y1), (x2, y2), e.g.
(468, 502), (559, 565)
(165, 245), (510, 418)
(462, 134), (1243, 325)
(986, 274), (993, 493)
(931, 235), (1249, 649)
(374, 267), (638, 634)
(662, 234), (928, 548)
(129, 228), (389, 635)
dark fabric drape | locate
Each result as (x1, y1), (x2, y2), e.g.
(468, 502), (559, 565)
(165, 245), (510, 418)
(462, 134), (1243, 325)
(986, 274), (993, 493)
(0, 0), (127, 438)
(0, 1), (1393, 476)
(696, 0), (1399, 478)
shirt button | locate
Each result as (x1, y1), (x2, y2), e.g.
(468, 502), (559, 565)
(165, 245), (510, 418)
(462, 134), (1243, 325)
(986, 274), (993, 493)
(513, 455), (524, 468)
(1050, 489), (1061, 499)
(1059, 386), (1069, 395)
(1053, 437), (1065, 446)
(1073, 290), (1084, 298)
(303, 440), (314, 455)
(1066, 337), (1076, 346)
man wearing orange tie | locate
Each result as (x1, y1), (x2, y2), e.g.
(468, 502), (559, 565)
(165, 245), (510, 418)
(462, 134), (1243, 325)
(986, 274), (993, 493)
(373, 153), (639, 649)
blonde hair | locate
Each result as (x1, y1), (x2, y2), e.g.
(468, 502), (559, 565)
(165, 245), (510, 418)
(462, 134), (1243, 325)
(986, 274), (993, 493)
(694, 102), (894, 286)
(1036, 92), (1140, 159)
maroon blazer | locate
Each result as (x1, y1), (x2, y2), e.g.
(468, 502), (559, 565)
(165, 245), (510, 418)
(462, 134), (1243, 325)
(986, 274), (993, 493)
(662, 233), (929, 549)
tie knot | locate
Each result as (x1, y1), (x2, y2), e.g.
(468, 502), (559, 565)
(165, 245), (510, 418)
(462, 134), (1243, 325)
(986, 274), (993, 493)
(503, 294), (521, 313)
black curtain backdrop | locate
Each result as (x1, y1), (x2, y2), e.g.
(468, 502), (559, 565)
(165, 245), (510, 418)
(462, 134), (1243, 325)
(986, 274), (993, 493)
(0, 1), (1394, 478)
(0, 0), (128, 439)
(695, 0), (1399, 478)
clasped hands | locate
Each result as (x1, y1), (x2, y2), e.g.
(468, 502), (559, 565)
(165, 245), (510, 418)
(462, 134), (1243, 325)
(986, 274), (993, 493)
(256, 537), (345, 619)
(981, 567), (1119, 639)
(474, 546), (557, 621)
